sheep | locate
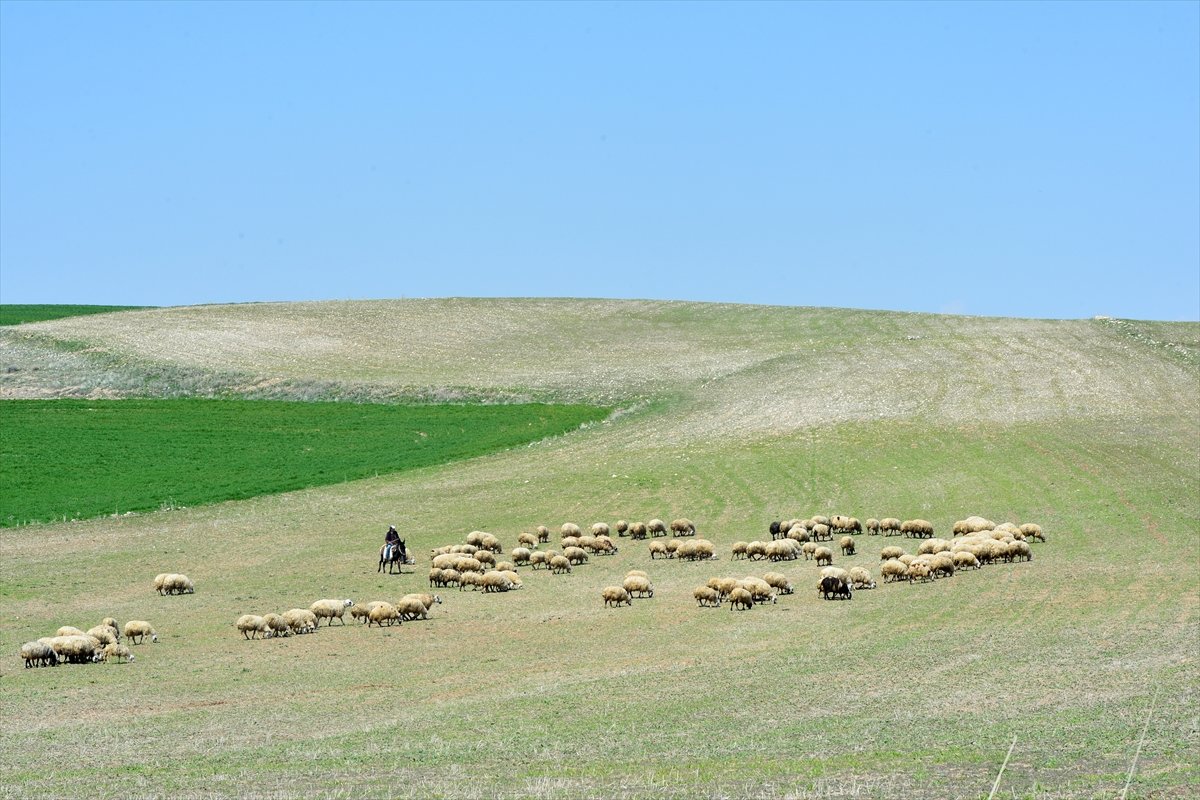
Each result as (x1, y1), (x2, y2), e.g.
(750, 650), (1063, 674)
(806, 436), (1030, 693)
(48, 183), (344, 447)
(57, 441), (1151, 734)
(563, 546), (588, 566)
(622, 575), (654, 598)
(501, 570), (523, 588)
(458, 571), (482, 591)
(953, 516), (995, 535)
(628, 522), (648, 540)
(786, 525), (810, 543)
(746, 541), (768, 561)
(929, 553), (956, 578)
(848, 566), (876, 590)
(839, 536), (856, 556)
(348, 603), (373, 624)
(901, 519), (934, 538)
(820, 566), (850, 583)
(396, 596), (433, 619)
(813, 546), (834, 566)
(465, 530), (491, 548)
(952, 551), (981, 570)
(236, 615), (269, 640)
(367, 602), (401, 627)
(480, 571), (515, 593)
(731, 541), (749, 560)
(766, 540), (800, 562)
(261, 613), (290, 638)
(802, 542), (818, 560)
(536, 525), (551, 542)
(100, 642), (134, 664)
(404, 593), (442, 610)
(310, 599), (353, 626)
(648, 540), (670, 559)
(626, 569), (648, 578)
(1008, 541), (1033, 562)
(880, 559), (909, 583)
(428, 568), (445, 587)
(56, 626), (86, 638)
(100, 617), (119, 633)
(590, 522), (611, 537)
(741, 577), (777, 604)
(708, 577), (741, 598)
(1020, 523), (1045, 542)
(439, 568), (461, 588)
(282, 608), (318, 634)
(511, 547), (533, 566)
(917, 538), (952, 555)
(560, 523), (582, 539)
(615, 520), (629, 536)
(645, 519), (666, 537)
(907, 561), (933, 583)
(727, 587), (754, 611)
(53, 635), (102, 664)
(124, 620), (158, 644)
(880, 517), (902, 536)
(153, 573), (169, 594)
(454, 557), (483, 574)
(590, 536), (618, 555)
(86, 625), (118, 646)
(678, 539), (716, 561)
(164, 573), (195, 594)
(866, 518), (881, 535)
(670, 518), (696, 536)
(473, 550), (497, 570)
(20, 641), (58, 668)
(811, 523), (831, 542)
(602, 586), (633, 607)
(432, 553), (459, 570)
(693, 586), (722, 607)
(529, 551), (549, 569)
(549, 555), (572, 574)
(769, 520), (782, 538)
(811, 515), (831, 528)
(818, 576), (851, 600)
(880, 545), (906, 561)
(494, 560), (516, 573)
(898, 553), (917, 566)
(561, 536), (582, 549)
(762, 572), (794, 595)
(517, 532), (539, 548)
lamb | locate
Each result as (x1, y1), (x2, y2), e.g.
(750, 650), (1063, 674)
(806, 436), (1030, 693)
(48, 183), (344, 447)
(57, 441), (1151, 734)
(670, 518), (696, 536)
(727, 587), (754, 610)
(236, 615), (269, 640)
(1020, 523), (1045, 542)
(261, 613), (290, 637)
(813, 546), (834, 566)
(648, 540), (669, 559)
(880, 559), (909, 583)
(693, 586), (722, 607)
(282, 608), (318, 634)
(100, 642), (134, 664)
(622, 575), (654, 598)
(839, 536), (856, 556)
(529, 551), (549, 569)
(880, 517), (902, 536)
(20, 641), (58, 668)
(628, 522), (648, 540)
(591, 522), (611, 537)
(601, 586), (633, 607)
(367, 602), (401, 627)
(866, 518), (881, 535)
(901, 519), (934, 538)
(549, 555), (572, 574)
(123, 620), (158, 644)
(310, 599), (353, 626)
(536, 525), (551, 542)
(848, 566), (876, 590)
(511, 547), (533, 566)
(880, 545), (905, 561)
(563, 546), (589, 565)
(164, 573), (195, 594)
(762, 572), (794, 595)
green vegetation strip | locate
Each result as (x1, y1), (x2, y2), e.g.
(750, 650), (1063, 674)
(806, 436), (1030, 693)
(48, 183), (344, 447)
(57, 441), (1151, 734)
(0, 304), (150, 326)
(0, 399), (608, 526)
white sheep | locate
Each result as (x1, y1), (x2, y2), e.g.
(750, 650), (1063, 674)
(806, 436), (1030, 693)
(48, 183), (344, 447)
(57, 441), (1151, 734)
(813, 546), (834, 566)
(762, 572), (794, 595)
(263, 613), (291, 638)
(848, 566), (876, 590)
(123, 620), (158, 644)
(101, 642), (135, 663)
(236, 615), (268, 640)
(839, 536), (855, 556)
(282, 608), (318, 634)
(55, 626), (86, 638)
(727, 587), (754, 611)
(396, 596), (432, 619)
(20, 641), (58, 668)
(86, 625), (118, 646)
(367, 602), (401, 627)
(164, 573), (195, 594)
(601, 586), (632, 607)
(693, 586), (722, 607)
(310, 599), (353, 626)
(549, 555), (572, 574)
(622, 575), (654, 598)
(880, 559), (909, 583)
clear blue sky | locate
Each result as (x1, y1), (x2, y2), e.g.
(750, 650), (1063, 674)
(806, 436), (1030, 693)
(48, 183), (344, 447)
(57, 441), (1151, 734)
(1, 1), (1197, 320)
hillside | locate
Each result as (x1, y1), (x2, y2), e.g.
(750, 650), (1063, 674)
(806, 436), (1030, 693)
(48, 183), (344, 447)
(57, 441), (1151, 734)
(1, 299), (1196, 799)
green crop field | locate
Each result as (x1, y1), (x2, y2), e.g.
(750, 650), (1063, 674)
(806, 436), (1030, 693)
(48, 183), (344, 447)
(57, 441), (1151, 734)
(0, 300), (1196, 800)
(0, 304), (150, 326)
(0, 399), (608, 527)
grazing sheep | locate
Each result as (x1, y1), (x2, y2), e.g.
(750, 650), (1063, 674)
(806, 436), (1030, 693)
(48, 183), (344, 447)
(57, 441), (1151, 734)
(100, 642), (134, 663)
(52, 635), (102, 664)
(917, 538), (952, 555)
(762, 572), (794, 595)
(880, 517), (902, 536)
(622, 575), (654, 598)
(458, 571), (482, 591)
(591, 522), (611, 537)
(693, 586), (722, 607)
(494, 560), (516, 573)
(839, 536), (856, 556)
(432, 553), (460, 570)
(811, 523), (832, 542)
(818, 576), (851, 600)
(731, 541), (749, 560)
(563, 546), (588, 566)
(813, 546), (834, 566)
(367, 602), (401, 627)
(678, 539), (717, 561)
(501, 570), (523, 588)
(516, 532), (537, 549)
(86, 625), (118, 646)
(590, 536), (618, 555)
(769, 520), (782, 539)
(901, 519), (934, 538)
(310, 599), (353, 626)
(1008, 541), (1033, 562)
(802, 542), (818, 560)
(480, 571), (515, 593)
(511, 547), (533, 566)
(954, 516), (995, 535)
(428, 568), (445, 588)
(898, 553), (917, 566)
(746, 541), (768, 561)
(628, 522), (648, 540)
(454, 557), (483, 574)
(20, 641), (58, 668)
(848, 566), (876, 589)
(536, 525), (551, 543)
(259, 613), (289, 638)
(952, 551), (981, 570)
(1020, 523), (1045, 542)
(929, 553), (956, 578)
(56, 626), (86, 638)
(649, 540), (669, 559)
(646, 519), (667, 537)
(602, 586), (633, 607)
(236, 615), (268, 640)
(348, 603), (373, 624)
(727, 587), (754, 611)
(560, 523), (582, 539)
(907, 561), (933, 583)
(153, 573), (171, 594)
(549, 555), (572, 574)
(100, 617), (119, 634)
(615, 520), (629, 536)
(787, 525), (811, 543)
(880, 559), (909, 583)
(766, 539), (800, 562)
(439, 568), (461, 588)
(164, 574), (194, 594)
(866, 518), (881, 535)
(810, 515), (831, 528)
(396, 597), (432, 619)
(282, 609), (318, 634)
(561, 536), (582, 549)
(471, 551), (495, 570)
(820, 566), (850, 583)
(124, 620), (158, 644)
(670, 518), (696, 536)
(880, 545), (906, 561)
(626, 569), (649, 578)
(529, 551), (549, 570)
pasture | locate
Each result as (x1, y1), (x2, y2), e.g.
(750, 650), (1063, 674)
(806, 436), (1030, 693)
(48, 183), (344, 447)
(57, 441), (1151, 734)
(0, 304), (149, 326)
(1, 300), (1196, 799)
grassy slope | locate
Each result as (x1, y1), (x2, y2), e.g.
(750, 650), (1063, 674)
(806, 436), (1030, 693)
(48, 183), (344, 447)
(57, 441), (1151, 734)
(0, 304), (150, 326)
(0, 300), (1196, 800)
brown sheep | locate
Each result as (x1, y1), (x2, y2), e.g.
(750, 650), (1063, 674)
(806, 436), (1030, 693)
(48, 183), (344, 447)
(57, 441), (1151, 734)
(839, 536), (855, 556)
(601, 586), (632, 607)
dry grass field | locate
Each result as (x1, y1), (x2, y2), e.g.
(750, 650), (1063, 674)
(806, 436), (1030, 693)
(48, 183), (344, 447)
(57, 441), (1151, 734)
(1, 299), (1197, 799)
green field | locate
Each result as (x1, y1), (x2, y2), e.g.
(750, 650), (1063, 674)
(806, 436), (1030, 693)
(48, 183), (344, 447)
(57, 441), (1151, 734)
(0, 304), (149, 326)
(0, 399), (608, 526)
(0, 299), (1196, 800)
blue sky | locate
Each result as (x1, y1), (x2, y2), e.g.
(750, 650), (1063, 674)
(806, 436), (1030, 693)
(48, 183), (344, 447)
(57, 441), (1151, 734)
(1, 1), (1197, 320)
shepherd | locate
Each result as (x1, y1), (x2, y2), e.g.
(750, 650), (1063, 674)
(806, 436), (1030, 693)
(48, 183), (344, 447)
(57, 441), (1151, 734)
(378, 527), (409, 574)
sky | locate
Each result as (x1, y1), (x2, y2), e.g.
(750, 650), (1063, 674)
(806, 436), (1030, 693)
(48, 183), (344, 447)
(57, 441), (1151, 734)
(1, 1), (1197, 320)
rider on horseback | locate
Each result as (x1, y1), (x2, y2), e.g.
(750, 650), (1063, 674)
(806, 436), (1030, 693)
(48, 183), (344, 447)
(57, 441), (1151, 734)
(384, 525), (401, 561)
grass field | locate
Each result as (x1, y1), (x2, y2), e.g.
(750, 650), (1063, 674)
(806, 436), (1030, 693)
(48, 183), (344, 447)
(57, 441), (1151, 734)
(0, 299), (1196, 800)
(0, 399), (608, 526)
(0, 304), (150, 326)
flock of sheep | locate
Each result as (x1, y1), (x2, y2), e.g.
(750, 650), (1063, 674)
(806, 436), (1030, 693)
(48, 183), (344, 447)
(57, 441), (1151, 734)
(20, 512), (1046, 667)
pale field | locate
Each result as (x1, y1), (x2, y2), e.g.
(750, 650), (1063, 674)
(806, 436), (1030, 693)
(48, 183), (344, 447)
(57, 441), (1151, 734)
(1, 300), (1197, 799)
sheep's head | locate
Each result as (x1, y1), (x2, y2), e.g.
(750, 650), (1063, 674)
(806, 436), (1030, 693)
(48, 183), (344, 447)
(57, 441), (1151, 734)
(150, 634), (159, 642)
(342, 599), (353, 607)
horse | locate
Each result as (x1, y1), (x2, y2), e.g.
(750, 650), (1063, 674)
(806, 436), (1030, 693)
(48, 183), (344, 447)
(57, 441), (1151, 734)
(378, 539), (412, 574)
